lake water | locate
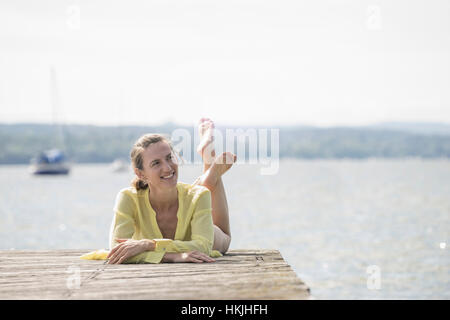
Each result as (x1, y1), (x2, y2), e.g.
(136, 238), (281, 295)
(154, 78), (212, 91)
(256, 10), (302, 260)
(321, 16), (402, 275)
(0, 159), (448, 299)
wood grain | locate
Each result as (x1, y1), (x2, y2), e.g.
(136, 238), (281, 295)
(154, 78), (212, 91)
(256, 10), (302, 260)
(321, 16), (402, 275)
(0, 249), (311, 300)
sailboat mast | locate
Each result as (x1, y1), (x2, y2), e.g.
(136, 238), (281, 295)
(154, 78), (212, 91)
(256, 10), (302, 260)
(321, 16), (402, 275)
(49, 66), (65, 151)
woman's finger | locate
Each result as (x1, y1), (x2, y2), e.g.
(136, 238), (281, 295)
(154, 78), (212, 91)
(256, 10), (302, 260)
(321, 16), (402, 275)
(191, 253), (214, 263)
(192, 252), (215, 262)
(107, 247), (118, 259)
(200, 256), (215, 262)
(109, 245), (127, 264)
(108, 253), (118, 264)
(117, 252), (129, 264)
(109, 241), (125, 254)
(191, 252), (206, 259)
(107, 242), (124, 259)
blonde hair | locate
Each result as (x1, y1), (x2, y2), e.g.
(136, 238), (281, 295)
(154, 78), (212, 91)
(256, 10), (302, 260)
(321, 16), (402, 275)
(130, 133), (182, 190)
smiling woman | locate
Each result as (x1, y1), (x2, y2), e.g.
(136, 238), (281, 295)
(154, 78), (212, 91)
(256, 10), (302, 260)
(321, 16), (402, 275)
(107, 118), (236, 264)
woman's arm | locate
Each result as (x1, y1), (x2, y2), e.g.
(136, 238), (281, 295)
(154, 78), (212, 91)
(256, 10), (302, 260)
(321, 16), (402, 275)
(108, 239), (215, 263)
(107, 238), (155, 264)
(164, 190), (218, 257)
(109, 190), (165, 264)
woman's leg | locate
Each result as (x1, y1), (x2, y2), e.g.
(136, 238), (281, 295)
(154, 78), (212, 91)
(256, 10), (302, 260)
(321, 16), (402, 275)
(194, 153), (235, 253)
(195, 118), (235, 253)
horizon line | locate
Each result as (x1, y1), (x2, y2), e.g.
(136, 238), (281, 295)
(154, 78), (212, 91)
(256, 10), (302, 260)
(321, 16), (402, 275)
(1, 120), (450, 129)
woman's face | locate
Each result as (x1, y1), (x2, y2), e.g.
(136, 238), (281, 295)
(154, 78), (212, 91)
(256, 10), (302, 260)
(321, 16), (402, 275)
(135, 141), (178, 190)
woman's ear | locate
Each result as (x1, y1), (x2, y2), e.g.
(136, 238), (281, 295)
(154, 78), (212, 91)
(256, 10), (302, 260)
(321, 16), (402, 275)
(134, 167), (144, 180)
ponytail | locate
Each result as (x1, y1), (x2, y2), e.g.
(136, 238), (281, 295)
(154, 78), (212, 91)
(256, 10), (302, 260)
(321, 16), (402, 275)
(131, 177), (148, 191)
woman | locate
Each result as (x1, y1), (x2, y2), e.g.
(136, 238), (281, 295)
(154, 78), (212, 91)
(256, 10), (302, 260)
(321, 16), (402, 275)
(107, 118), (236, 264)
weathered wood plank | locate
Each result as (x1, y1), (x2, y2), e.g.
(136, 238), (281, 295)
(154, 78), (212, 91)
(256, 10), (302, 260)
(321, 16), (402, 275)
(0, 249), (311, 300)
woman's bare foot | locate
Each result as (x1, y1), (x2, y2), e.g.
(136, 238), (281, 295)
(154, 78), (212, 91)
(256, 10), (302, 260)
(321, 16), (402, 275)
(197, 152), (237, 191)
(196, 118), (216, 166)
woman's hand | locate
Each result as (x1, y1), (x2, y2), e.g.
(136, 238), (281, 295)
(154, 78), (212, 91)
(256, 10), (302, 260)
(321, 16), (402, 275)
(163, 251), (215, 263)
(107, 238), (155, 264)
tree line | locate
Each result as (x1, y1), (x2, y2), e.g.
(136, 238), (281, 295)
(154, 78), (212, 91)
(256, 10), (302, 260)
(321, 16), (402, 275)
(0, 123), (449, 164)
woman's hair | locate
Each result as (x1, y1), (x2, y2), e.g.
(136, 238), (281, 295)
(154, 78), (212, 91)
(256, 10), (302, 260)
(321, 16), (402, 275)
(130, 133), (182, 190)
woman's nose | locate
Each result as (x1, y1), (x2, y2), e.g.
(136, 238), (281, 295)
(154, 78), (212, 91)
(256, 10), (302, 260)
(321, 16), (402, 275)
(163, 160), (172, 171)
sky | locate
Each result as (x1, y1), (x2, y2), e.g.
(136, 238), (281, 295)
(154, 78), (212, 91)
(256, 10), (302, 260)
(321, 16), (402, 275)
(0, 0), (449, 127)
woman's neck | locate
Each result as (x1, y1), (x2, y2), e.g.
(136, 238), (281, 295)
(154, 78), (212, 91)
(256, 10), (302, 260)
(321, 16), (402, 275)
(148, 185), (178, 212)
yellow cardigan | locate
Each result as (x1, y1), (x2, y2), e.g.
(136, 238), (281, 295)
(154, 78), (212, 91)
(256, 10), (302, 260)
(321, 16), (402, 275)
(109, 182), (222, 263)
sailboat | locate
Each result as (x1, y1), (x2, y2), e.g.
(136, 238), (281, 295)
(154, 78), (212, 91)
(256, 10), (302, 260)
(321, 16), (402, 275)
(29, 67), (71, 175)
(30, 149), (70, 175)
(109, 158), (129, 172)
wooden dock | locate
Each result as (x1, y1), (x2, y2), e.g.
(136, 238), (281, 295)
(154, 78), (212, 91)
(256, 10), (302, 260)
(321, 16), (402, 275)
(0, 249), (311, 300)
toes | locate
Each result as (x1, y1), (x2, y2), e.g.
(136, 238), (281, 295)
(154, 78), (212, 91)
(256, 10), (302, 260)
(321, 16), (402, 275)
(199, 117), (213, 125)
(216, 152), (236, 165)
(199, 118), (214, 127)
(198, 119), (215, 139)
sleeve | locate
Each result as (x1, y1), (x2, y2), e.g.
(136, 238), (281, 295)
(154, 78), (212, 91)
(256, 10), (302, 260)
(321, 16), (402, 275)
(164, 189), (222, 258)
(109, 190), (165, 264)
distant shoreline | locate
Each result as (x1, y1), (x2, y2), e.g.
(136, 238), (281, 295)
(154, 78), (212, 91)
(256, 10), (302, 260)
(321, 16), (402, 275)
(2, 157), (450, 167)
(1, 122), (449, 164)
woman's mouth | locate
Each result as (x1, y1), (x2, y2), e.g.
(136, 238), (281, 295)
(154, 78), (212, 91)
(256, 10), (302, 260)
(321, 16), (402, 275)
(161, 171), (175, 180)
